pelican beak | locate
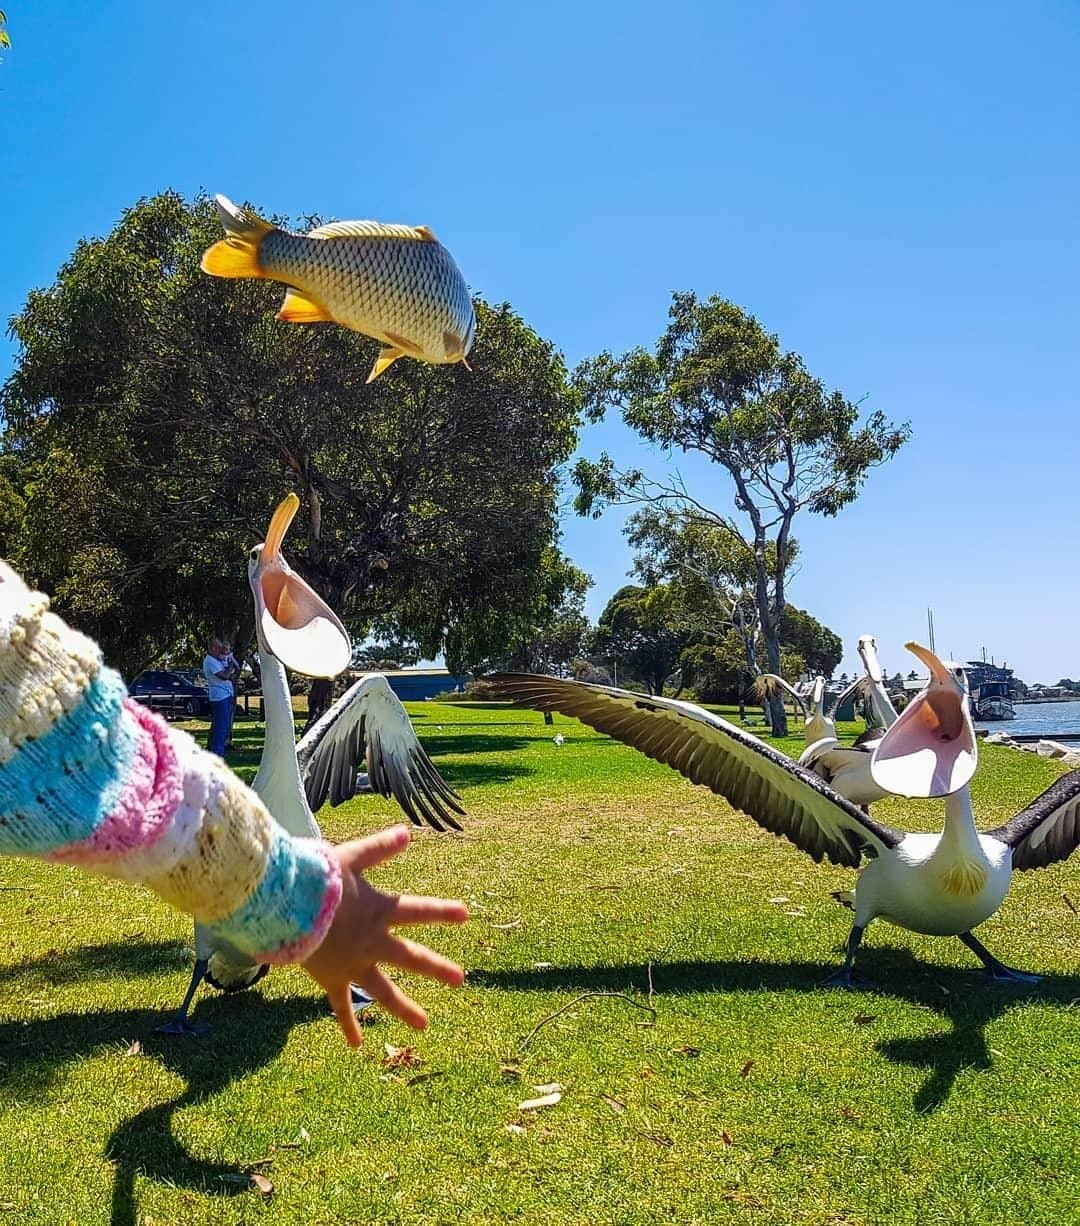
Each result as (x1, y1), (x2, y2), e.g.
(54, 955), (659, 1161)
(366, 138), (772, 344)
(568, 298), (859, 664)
(858, 635), (884, 684)
(253, 493), (351, 678)
(811, 676), (826, 715)
(870, 641), (977, 798)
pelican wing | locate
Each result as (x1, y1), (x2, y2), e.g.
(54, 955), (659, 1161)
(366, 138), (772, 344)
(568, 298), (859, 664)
(986, 769), (1080, 871)
(754, 674), (807, 717)
(296, 674), (464, 832)
(489, 674), (903, 867)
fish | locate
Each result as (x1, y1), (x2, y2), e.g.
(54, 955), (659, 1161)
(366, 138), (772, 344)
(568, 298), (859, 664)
(201, 194), (476, 383)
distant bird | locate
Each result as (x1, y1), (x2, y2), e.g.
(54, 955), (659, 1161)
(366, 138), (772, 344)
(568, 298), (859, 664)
(160, 494), (463, 1035)
(489, 646), (1080, 985)
(757, 636), (898, 808)
(553, 733), (565, 747)
(201, 194), (476, 383)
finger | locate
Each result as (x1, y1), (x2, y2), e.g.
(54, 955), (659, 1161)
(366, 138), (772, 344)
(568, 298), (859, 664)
(387, 895), (470, 927)
(338, 826), (412, 872)
(380, 934), (467, 986)
(326, 981), (364, 1048)
(361, 966), (429, 1030)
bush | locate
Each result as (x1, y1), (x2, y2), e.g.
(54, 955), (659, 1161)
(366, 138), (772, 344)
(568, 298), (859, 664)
(433, 678), (503, 702)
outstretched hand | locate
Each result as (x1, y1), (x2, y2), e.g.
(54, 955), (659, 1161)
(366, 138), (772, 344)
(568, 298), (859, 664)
(301, 826), (468, 1046)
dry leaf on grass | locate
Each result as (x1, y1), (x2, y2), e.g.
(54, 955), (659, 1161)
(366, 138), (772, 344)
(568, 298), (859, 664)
(125, 1040), (143, 1056)
(637, 1130), (673, 1148)
(406, 1071), (443, 1088)
(853, 1014), (878, 1026)
(600, 1094), (626, 1114)
(767, 896), (790, 905)
(673, 1045), (701, 1058)
(382, 1043), (422, 1069)
(499, 1063), (523, 1082)
(518, 1091), (562, 1111)
(505, 1123), (527, 1135)
(739, 1060), (755, 1078)
(720, 1129), (735, 1147)
(490, 919), (523, 931)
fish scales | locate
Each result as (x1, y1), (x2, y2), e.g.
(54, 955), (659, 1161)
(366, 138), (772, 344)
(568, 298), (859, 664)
(201, 194), (475, 382)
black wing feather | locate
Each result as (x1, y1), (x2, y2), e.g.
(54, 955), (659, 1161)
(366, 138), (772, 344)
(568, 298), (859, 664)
(987, 769), (1080, 871)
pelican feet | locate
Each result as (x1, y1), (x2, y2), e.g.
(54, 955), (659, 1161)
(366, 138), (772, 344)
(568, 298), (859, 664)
(983, 964), (1042, 986)
(155, 1015), (211, 1038)
(959, 931), (1041, 985)
(820, 966), (875, 990)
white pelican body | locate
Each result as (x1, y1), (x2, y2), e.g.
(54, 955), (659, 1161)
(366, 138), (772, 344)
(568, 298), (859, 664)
(490, 643), (1080, 984)
(855, 793), (1011, 936)
(162, 494), (462, 1033)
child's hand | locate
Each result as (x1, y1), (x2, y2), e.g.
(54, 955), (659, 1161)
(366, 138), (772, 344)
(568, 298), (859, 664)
(301, 826), (468, 1046)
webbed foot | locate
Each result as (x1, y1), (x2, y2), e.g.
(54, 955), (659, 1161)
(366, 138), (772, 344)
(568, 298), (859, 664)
(155, 1015), (211, 1037)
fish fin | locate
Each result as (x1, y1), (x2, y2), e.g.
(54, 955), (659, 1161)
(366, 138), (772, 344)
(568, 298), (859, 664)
(200, 194), (274, 279)
(384, 330), (424, 357)
(307, 219), (439, 243)
(442, 329), (467, 359)
(276, 287), (334, 324)
(366, 347), (406, 383)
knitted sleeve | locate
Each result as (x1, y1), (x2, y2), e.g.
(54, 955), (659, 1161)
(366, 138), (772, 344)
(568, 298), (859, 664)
(0, 561), (341, 965)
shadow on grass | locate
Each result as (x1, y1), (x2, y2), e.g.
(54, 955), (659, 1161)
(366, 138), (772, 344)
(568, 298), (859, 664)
(0, 992), (330, 1225)
(416, 733), (534, 758)
(0, 938), (187, 988)
(472, 953), (1080, 1114)
(436, 762), (535, 790)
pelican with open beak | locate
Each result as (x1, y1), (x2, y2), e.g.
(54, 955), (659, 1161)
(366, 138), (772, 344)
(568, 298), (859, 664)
(489, 645), (1080, 986)
(158, 493), (464, 1035)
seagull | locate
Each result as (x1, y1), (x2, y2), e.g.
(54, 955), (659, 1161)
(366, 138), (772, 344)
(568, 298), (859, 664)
(159, 494), (463, 1035)
(488, 644), (1080, 985)
(757, 636), (899, 808)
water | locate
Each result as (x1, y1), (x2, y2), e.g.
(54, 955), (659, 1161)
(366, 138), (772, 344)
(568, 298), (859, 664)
(975, 699), (1080, 739)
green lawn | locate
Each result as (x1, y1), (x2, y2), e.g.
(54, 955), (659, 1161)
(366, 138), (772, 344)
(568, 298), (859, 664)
(1, 702), (1077, 1225)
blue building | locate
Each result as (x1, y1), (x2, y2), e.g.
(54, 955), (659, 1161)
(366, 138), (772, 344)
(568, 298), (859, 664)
(379, 668), (468, 702)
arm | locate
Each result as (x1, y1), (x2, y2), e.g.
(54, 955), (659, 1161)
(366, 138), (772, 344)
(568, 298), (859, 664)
(0, 561), (466, 1042)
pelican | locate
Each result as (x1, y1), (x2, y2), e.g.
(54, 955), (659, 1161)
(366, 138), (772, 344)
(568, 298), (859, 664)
(758, 636), (899, 808)
(160, 494), (464, 1035)
(489, 644), (1080, 985)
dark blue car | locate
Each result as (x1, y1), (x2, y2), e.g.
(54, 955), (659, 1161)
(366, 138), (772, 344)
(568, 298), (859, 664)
(128, 669), (211, 719)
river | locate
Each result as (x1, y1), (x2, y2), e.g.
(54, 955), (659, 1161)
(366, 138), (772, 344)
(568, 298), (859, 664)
(975, 699), (1080, 739)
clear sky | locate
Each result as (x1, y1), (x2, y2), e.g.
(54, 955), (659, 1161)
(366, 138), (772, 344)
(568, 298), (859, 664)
(1, 2), (1078, 682)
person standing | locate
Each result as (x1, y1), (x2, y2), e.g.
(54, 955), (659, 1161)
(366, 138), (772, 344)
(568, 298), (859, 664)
(203, 637), (238, 756)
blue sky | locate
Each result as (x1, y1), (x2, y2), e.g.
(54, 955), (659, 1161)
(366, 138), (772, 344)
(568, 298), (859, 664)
(1, 1), (1078, 682)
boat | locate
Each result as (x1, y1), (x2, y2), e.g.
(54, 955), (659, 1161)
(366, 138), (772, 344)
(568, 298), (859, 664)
(964, 660), (1016, 721)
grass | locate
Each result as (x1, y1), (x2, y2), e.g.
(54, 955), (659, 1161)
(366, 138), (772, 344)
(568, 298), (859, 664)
(0, 701), (1077, 1225)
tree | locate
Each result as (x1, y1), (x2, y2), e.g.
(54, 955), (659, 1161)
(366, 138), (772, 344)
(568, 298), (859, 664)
(1, 192), (579, 676)
(591, 583), (689, 695)
(777, 605), (842, 678)
(573, 292), (910, 734)
(0, 10), (10, 56)
(445, 548), (590, 679)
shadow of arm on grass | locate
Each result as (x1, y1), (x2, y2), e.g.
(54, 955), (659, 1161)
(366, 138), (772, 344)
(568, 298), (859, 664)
(471, 955), (1080, 1113)
(0, 993), (329, 1224)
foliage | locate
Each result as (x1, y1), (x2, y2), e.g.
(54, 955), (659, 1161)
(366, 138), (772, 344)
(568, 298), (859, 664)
(1, 192), (579, 675)
(573, 292), (909, 732)
(445, 548), (591, 678)
(591, 582), (689, 694)
(0, 9), (9, 54)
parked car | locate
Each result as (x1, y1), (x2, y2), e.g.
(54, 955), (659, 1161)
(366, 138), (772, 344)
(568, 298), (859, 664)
(128, 669), (212, 719)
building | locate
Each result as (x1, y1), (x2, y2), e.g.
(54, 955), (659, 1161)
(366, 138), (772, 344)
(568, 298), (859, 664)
(367, 668), (468, 702)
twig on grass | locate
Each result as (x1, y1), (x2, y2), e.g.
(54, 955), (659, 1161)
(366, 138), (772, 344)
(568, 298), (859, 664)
(519, 992), (657, 1051)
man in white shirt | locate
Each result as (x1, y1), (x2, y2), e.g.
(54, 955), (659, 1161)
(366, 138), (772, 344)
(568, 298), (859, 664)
(203, 638), (239, 756)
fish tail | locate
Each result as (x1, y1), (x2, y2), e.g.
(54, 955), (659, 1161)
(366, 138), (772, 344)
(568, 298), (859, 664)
(200, 194), (274, 279)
